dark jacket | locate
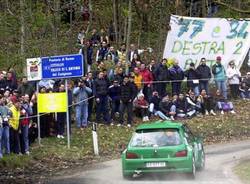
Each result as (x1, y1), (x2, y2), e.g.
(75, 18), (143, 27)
(120, 82), (137, 102)
(17, 83), (34, 98)
(176, 98), (187, 113)
(0, 79), (6, 89)
(159, 101), (174, 114)
(155, 63), (169, 81)
(93, 78), (109, 97)
(184, 68), (199, 88)
(196, 64), (211, 81)
(150, 95), (161, 111)
(108, 85), (121, 101)
(169, 66), (184, 81)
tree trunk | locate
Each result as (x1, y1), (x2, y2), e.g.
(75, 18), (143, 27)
(113, 0), (118, 44)
(85, 0), (93, 34)
(125, 0), (132, 75)
(20, 0), (25, 74)
(202, 0), (207, 17)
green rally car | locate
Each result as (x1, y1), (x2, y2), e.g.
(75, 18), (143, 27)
(121, 120), (205, 179)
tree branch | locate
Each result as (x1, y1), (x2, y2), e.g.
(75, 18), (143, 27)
(214, 0), (250, 14)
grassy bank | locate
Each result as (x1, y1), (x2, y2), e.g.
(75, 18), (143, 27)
(0, 100), (250, 183)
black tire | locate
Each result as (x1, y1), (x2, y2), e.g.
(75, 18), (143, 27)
(187, 156), (196, 179)
(197, 149), (205, 171)
(122, 173), (133, 180)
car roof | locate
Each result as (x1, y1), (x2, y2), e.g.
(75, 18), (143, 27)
(136, 120), (183, 130)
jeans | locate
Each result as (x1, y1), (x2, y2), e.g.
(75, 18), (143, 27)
(193, 86), (200, 97)
(154, 111), (170, 120)
(1, 126), (10, 154)
(75, 103), (88, 127)
(119, 101), (133, 124)
(240, 91), (250, 99)
(215, 80), (227, 99)
(111, 100), (120, 119)
(199, 81), (209, 94)
(155, 83), (167, 97)
(21, 125), (29, 153)
(96, 96), (110, 124)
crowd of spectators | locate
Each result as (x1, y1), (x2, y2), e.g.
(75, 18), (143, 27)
(0, 27), (250, 158)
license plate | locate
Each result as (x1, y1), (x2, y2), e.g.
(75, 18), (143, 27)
(146, 162), (166, 168)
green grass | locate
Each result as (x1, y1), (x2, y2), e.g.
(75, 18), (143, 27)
(0, 100), (250, 183)
(234, 159), (250, 184)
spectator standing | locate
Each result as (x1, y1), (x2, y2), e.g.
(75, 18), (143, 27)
(96, 41), (109, 62)
(17, 76), (34, 98)
(169, 60), (184, 96)
(0, 97), (11, 157)
(119, 76), (137, 127)
(73, 79), (92, 128)
(196, 58), (212, 93)
(128, 44), (144, 62)
(226, 60), (241, 99)
(90, 28), (100, 45)
(154, 59), (169, 97)
(108, 80), (121, 123)
(212, 56), (227, 99)
(9, 96), (21, 154)
(140, 63), (153, 101)
(20, 94), (33, 154)
(100, 28), (109, 45)
(57, 84), (67, 137)
(93, 72), (111, 124)
(117, 43), (126, 65)
(86, 72), (94, 122)
(0, 72), (6, 89)
(85, 40), (94, 72)
(184, 63), (200, 96)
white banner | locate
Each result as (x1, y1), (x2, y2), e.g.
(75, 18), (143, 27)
(163, 15), (250, 70)
(26, 58), (42, 81)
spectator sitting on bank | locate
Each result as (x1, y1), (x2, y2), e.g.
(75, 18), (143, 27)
(214, 89), (236, 114)
(239, 81), (250, 99)
(197, 89), (216, 116)
(133, 93), (149, 122)
(159, 95), (176, 121)
(186, 90), (200, 117)
(242, 72), (250, 90)
(149, 91), (170, 120)
(175, 92), (188, 118)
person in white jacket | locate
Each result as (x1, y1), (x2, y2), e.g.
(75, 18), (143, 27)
(226, 60), (241, 99)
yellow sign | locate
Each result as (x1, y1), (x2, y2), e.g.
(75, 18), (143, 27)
(38, 92), (67, 113)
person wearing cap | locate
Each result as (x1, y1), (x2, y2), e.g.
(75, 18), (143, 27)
(226, 60), (241, 99)
(9, 96), (21, 154)
(212, 56), (227, 99)
(184, 62), (200, 96)
(196, 58), (212, 94)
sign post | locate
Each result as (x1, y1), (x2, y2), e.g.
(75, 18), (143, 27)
(65, 79), (70, 149)
(92, 122), (99, 156)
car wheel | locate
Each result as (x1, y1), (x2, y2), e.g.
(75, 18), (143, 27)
(122, 173), (133, 180)
(197, 149), (205, 171)
(187, 156), (196, 179)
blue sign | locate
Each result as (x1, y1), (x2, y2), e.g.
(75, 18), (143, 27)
(41, 54), (83, 79)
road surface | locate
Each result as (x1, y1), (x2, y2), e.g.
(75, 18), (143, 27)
(49, 140), (250, 184)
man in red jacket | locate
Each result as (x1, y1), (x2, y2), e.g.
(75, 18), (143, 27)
(140, 63), (153, 101)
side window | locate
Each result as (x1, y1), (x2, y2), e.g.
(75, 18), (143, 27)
(183, 125), (194, 143)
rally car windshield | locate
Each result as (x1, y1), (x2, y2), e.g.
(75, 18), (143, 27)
(130, 128), (182, 147)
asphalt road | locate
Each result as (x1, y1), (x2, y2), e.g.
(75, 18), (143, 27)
(49, 140), (250, 184)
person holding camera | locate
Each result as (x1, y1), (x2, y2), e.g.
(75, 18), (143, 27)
(73, 79), (92, 129)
